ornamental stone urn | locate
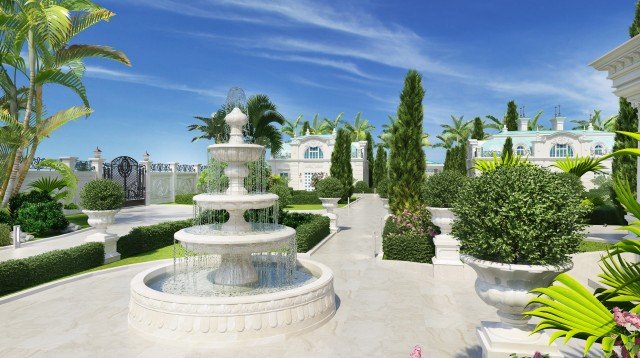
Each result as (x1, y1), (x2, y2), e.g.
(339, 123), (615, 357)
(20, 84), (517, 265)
(83, 209), (120, 263)
(427, 207), (462, 273)
(461, 255), (572, 357)
(319, 198), (340, 232)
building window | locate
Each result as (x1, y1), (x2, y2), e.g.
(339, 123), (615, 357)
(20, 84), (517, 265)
(304, 146), (323, 159)
(516, 145), (526, 156)
(594, 144), (604, 156)
(550, 144), (574, 158)
(280, 172), (289, 181)
(303, 173), (317, 191)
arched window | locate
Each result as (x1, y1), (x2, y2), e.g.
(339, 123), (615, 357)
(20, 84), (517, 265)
(516, 145), (526, 156)
(304, 146), (323, 159)
(594, 144), (604, 156)
(550, 144), (574, 158)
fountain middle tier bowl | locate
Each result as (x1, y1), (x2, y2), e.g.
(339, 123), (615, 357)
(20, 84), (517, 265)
(193, 193), (278, 211)
(128, 258), (336, 346)
(175, 224), (296, 255)
(208, 143), (264, 163)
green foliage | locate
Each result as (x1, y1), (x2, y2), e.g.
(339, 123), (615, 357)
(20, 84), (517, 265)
(245, 158), (271, 193)
(117, 220), (193, 259)
(8, 190), (53, 219)
(315, 177), (345, 198)
(174, 193), (195, 205)
(501, 137), (513, 161)
(294, 215), (330, 253)
(291, 190), (321, 205)
(353, 181), (371, 193)
(553, 156), (608, 177)
(301, 120), (311, 135)
(373, 145), (387, 188)
(16, 201), (68, 235)
(613, 98), (638, 197)
(422, 171), (469, 207)
(35, 159), (78, 203)
(443, 143), (467, 175)
(377, 178), (389, 199)
(366, 132), (374, 187)
(0, 242), (104, 296)
(631, 0), (640, 37)
(330, 128), (354, 198)
(505, 100), (519, 131)
(471, 117), (485, 140)
(0, 207), (12, 226)
(269, 184), (292, 208)
(0, 223), (11, 246)
(28, 177), (68, 202)
(79, 179), (124, 210)
(388, 70), (426, 214)
(198, 159), (229, 192)
(452, 166), (588, 265)
(473, 153), (533, 173)
(382, 207), (436, 263)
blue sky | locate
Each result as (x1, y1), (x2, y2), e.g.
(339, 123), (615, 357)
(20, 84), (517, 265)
(38, 0), (636, 164)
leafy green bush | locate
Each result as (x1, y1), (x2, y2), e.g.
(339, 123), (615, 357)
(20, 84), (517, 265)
(16, 201), (68, 235)
(0, 207), (11, 226)
(377, 178), (389, 199)
(291, 190), (321, 205)
(0, 223), (11, 246)
(382, 206), (436, 263)
(269, 184), (292, 208)
(175, 193), (195, 205)
(295, 215), (330, 253)
(353, 181), (371, 193)
(0, 242), (104, 296)
(281, 212), (316, 228)
(63, 202), (79, 210)
(80, 179), (124, 210)
(589, 205), (625, 225)
(422, 170), (469, 207)
(452, 166), (589, 265)
(8, 190), (53, 219)
(315, 177), (345, 198)
(117, 219), (193, 258)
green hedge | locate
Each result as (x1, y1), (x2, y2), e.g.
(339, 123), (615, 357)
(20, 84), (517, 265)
(296, 215), (330, 253)
(589, 205), (626, 225)
(0, 242), (104, 296)
(175, 193), (196, 205)
(291, 190), (321, 205)
(117, 219), (193, 258)
(382, 217), (434, 263)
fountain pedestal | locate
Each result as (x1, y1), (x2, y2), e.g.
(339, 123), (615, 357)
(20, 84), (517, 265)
(215, 253), (258, 286)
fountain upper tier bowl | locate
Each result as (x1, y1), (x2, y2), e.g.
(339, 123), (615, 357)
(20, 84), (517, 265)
(175, 224), (295, 255)
(208, 143), (264, 163)
(193, 193), (278, 211)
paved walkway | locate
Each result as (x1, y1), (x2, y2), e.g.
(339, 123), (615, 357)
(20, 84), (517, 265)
(0, 205), (193, 262)
(0, 195), (600, 357)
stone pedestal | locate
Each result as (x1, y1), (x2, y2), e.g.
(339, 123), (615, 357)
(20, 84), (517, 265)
(320, 198), (340, 233)
(477, 322), (562, 358)
(432, 234), (463, 277)
(86, 232), (120, 263)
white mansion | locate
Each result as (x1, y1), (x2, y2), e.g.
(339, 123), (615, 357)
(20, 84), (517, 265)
(467, 116), (615, 189)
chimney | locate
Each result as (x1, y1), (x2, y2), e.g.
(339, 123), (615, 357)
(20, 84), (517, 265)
(519, 118), (529, 131)
(552, 117), (565, 131)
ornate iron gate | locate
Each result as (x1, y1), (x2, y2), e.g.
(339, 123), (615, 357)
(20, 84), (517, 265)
(103, 156), (146, 207)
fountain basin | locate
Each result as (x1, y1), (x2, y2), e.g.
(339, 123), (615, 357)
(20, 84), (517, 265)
(128, 258), (336, 346)
(193, 193), (278, 211)
(208, 143), (264, 163)
(176, 225), (295, 255)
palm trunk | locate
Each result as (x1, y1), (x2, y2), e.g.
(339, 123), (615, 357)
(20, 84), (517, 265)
(12, 84), (42, 197)
(2, 30), (36, 206)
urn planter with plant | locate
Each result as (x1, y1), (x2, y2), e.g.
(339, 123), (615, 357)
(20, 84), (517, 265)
(80, 179), (125, 263)
(422, 171), (468, 269)
(452, 165), (588, 357)
(315, 177), (344, 232)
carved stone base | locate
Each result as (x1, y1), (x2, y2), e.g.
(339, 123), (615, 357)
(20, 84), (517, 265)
(477, 321), (562, 358)
(85, 232), (120, 264)
(128, 259), (336, 346)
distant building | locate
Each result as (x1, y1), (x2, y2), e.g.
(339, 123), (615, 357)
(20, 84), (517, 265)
(466, 116), (615, 189)
(426, 160), (444, 176)
(268, 131), (368, 191)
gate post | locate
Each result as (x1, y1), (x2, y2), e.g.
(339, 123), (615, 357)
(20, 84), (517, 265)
(169, 162), (178, 203)
(141, 152), (152, 206)
(90, 147), (103, 179)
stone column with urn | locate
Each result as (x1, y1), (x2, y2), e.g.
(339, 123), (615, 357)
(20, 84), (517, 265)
(140, 151), (152, 205)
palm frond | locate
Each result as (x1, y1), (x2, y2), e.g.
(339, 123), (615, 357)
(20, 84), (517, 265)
(36, 106), (92, 138)
(54, 44), (130, 68)
(35, 69), (89, 107)
(473, 153), (532, 173)
(552, 156), (607, 177)
(35, 158), (78, 204)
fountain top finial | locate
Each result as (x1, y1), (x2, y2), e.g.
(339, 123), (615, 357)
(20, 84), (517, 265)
(225, 107), (248, 144)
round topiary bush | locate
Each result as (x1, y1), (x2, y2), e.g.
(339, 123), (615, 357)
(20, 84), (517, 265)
(315, 177), (345, 198)
(80, 179), (124, 210)
(377, 178), (389, 199)
(0, 223), (11, 246)
(452, 165), (589, 265)
(8, 190), (53, 218)
(422, 170), (469, 208)
(353, 181), (369, 193)
(269, 184), (292, 208)
(16, 201), (68, 235)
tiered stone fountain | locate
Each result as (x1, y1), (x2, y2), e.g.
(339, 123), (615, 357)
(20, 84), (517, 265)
(128, 107), (336, 345)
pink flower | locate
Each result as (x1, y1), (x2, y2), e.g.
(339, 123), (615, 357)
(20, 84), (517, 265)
(613, 307), (640, 330)
(409, 345), (421, 358)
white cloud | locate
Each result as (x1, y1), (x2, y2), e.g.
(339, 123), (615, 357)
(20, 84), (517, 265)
(254, 52), (384, 81)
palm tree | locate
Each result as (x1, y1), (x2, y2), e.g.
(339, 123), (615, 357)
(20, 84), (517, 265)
(1, 0), (130, 205)
(485, 115), (504, 132)
(440, 115), (472, 145)
(187, 114), (227, 143)
(344, 112), (375, 141)
(281, 114), (302, 138)
(322, 112), (344, 133)
(527, 110), (546, 130)
(432, 134), (455, 149)
(379, 115), (429, 148)
(309, 114), (330, 135)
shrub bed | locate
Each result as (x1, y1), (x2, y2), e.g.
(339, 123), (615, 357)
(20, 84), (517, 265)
(353, 181), (373, 193)
(589, 205), (625, 225)
(291, 190), (321, 205)
(16, 201), (68, 236)
(0, 242), (104, 296)
(281, 212), (330, 253)
(117, 219), (193, 258)
(382, 208), (436, 263)
(0, 223), (11, 246)
(175, 193), (196, 205)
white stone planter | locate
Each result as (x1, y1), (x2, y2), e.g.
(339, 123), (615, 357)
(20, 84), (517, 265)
(320, 198), (340, 232)
(427, 207), (462, 270)
(83, 209), (120, 263)
(461, 255), (572, 357)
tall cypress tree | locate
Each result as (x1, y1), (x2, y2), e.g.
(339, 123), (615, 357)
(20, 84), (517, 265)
(301, 121), (311, 135)
(330, 128), (353, 196)
(365, 132), (375, 187)
(388, 70), (426, 213)
(505, 100), (519, 131)
(630, 0), (640, 37)
(443, 144), (467, 175)
(613, 98), (638, 191)
(501, 137), (513, 160)
(471, 117), (485, 140)
(373, 145), (387, 187)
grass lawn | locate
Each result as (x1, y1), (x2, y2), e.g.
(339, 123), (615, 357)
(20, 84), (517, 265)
(86, 245), (176, 272)
(285, 203), (348, 210)
(34, 213), (90, 239)
(578, 240), (613, 253)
